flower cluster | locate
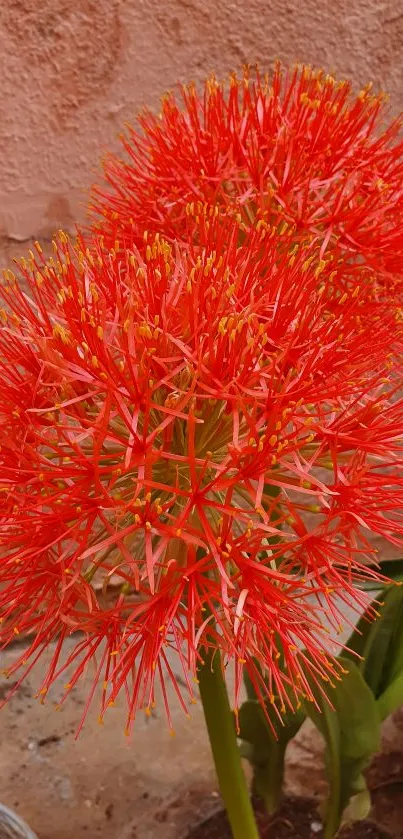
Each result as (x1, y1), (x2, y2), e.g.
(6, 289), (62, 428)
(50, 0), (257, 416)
(92, 64), (403, 282)
(1, 65), (403, 734)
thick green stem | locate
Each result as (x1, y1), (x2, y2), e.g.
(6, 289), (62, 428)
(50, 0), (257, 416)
(323, 804), (341, 839)
(322, 714), (342, 839)
(198, 648), (260, 839)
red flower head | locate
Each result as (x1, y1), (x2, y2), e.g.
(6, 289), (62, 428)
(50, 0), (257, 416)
(0, 215), (402, 733)
(91, 64), (403, 284)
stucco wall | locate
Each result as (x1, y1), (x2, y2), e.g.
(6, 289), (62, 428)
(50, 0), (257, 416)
(0, 0), (402, 243)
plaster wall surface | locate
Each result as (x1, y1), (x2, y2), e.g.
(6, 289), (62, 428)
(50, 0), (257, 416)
(0, 0), (402, 243)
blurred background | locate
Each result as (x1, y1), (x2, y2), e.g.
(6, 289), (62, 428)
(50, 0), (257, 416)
(0, 0), (402, 258)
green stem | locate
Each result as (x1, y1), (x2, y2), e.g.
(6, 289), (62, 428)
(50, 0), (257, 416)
(253, 740), (286, 815)
(323, 802), (341, 839)
(198, 648), (260, 839)
(322, 707), (342, 839)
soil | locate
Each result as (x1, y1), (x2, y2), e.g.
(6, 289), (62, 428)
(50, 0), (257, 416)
(340, 826), (393, 839)
(185, 796), (321, 839)
(3, 643), (403, 839)
(185, 796), (394, 839)
(184, 709), (403, 839)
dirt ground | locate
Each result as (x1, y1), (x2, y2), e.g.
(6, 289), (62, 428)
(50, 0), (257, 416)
(0, 638), (218, 839)
(0, 637), (402, 839)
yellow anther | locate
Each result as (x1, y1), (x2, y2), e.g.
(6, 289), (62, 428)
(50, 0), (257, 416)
(226, 283), (236, 298)
(52, 323), (70, 345)
(138, 323), (152, 339)
(314, 259), (326, 278)
(90, 283), (100, 303)
(302, 255), (315, 272)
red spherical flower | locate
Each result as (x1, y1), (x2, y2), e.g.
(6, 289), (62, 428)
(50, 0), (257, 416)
(0, 218), (402, 732)
(91, 64), (403, 284)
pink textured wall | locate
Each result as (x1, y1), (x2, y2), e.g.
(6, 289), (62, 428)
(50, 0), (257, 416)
(0, 0), (402, 243)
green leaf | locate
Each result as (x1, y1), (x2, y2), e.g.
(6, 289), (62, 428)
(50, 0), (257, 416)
(343, 582), (403, 721)
(372, 590), (403, 697)
(377, 670), (403, 720)
(374, 589), (403, 718)
(237, 698), (305, 814)
(356, 559), (403, 591)
(304, 657), (381, 838)
(344, 584), (403, 700)
(243, 668), (259, 701)
(239, 651), (305, 813)
(341, 773), (372, 825)
(377, 558), (403, 583)
(343, 591), (384, 664)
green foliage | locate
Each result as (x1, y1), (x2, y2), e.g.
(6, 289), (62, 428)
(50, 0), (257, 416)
(344, 583), (403, 717)
(239, 567), (403, 836)
(372, 558), (403, 585)
(304, 657), (381, 837)
(237, 693), (305, 814)
(358, 560), (403, 591)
